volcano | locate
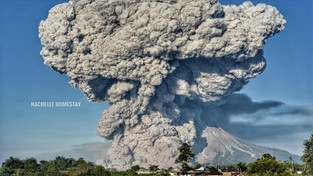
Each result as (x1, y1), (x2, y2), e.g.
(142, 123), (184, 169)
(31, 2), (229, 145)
(195, 127), (300, 166)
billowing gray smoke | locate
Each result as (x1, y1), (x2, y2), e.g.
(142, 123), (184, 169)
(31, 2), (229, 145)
(39, 0), (285, 169)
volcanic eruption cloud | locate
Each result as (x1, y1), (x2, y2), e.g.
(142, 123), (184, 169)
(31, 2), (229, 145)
(39, 0), (285, 169)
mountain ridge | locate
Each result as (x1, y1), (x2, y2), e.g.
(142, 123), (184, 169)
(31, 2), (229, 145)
(195, 126), (301, 165)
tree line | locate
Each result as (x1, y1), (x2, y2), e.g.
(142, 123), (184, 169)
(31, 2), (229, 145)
(0, 156), (110, 176)
(1, 133), (312, 176)
(0, 156), (171, 176)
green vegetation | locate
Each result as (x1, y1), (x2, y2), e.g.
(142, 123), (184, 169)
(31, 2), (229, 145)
(302, 134), (313, 175)
(1, 156), (97, 176)
(237, 161), (248, 172)
(148, 165), (159, 173)
(247, 153), (291, 176)
(174, 143), (195, 173)
(0, 155), (308, 176)
(0, 157), (168, 176)
(2, 137), (311, 176)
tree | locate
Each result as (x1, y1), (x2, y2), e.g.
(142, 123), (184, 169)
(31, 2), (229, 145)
(175, 143), (195, 173)
(288, 156), (294, 173)
(2, 156), (24, 170)
(247, 153), (290, 176)
(126, 168), (137, 175)
(302, 134), (313, 175)
(237, 162), (247, 173)
(131, 165), (140, 171)
(0, 156), (110, 176)
(207, 166), (220, 175)
(90, 165), (110, 176)
(54, 156), (69, 170)
(23, 157), (39, 173)
(149, 165), (159, 173)
(262, 153), (276, 160)
(1, 156), (24, 175)
(293, 163), (304, 173)
(46, 163), (60, 176)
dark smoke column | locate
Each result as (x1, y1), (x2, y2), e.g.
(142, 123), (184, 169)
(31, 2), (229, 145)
(39, 0), (285, 169)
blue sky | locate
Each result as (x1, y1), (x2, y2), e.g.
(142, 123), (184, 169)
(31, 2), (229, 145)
(0, 0), (312, 163)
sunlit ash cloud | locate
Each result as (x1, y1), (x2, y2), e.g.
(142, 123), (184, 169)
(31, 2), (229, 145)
(39, 0), (285, 169)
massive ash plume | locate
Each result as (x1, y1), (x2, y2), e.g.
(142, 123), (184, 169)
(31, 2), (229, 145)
(39, 0), (285, 169)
